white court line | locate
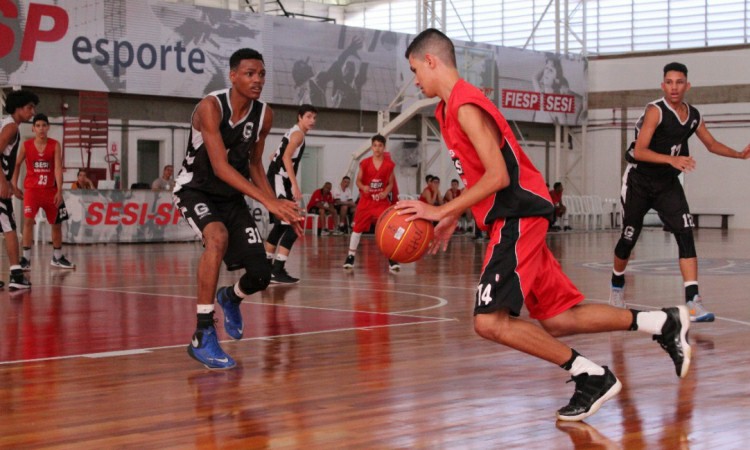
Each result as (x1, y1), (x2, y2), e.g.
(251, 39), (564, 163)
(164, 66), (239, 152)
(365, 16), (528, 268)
(0, 318), (453, 366)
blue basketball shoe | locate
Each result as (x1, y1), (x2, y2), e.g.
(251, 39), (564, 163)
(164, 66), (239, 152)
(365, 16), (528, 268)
(217, 286), (243, 340)
(187, 326), (236, 370)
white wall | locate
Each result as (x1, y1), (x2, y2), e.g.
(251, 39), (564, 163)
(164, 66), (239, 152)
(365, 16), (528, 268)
(586, 48), (750, 229)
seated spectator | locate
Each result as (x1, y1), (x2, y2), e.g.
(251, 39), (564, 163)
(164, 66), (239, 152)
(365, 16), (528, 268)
(308, 182), (342, 236)
(332, 175), (355, 233)
(444, 178), (472, 232)
(71, 168), (95, 190)
(549, 181), (570, 231)
(152, 164), (175, 191)
(419, 175), (443, 206)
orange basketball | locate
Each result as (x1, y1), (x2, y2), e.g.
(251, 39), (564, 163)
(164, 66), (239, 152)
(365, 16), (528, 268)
(375, 205), (434, 263)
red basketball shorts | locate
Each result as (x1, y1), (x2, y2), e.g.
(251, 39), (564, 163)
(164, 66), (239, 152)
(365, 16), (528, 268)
(351, 200), (391, 234)
(476, 216), (584, 320)
(23, 188), (59, 223)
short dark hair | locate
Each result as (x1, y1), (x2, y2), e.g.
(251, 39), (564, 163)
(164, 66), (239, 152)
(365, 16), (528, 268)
(663, 62), (688, 77)
(405, 28), (456, 67)
(230, 48), (264, 70)
(553, 182), (563, 189)
(4, 89), (39, 114)
(342, 175), (351, 181)
(32, 113), (49, 125)
(371, 134), (386, 145)
(432, 176), (440, 183)
(298, 104), (318, 118)
(78, 168), (87, 175)
(425, 174), (434, 183)
(451, 178), (459, 184)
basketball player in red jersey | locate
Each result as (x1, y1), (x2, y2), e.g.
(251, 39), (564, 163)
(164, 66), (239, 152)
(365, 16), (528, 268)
(398, 28), (692, 422)
(11, 113), (75, 270)
(342, 134), (400, 272)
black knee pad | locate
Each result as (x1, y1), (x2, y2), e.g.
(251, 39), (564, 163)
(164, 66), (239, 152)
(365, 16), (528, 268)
(238, 259), (272, 295)
(674, 230), (697, 259)
(266, 224), (285, 246)
(614, 225), (641, 260)
(279, 227), (298, 249)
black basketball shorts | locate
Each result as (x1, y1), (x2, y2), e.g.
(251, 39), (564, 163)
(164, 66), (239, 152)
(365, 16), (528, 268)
(621, 166), (692, 233)
(174, 188), (265, 271)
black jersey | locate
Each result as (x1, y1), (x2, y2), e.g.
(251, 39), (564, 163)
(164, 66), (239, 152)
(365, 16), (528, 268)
(1, 117), (20, 180)
(267, 124), (305, 181)
(625, 98), (701, 178)
(174, 89), (267, 199)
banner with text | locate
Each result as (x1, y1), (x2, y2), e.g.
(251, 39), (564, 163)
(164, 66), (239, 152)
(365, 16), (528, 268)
(58, 190), (197, 244)
(1, 1), (586, 124)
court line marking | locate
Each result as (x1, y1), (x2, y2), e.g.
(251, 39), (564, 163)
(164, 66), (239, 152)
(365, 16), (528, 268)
(0, 318), (453, 366)
(39, 284), (451, 317)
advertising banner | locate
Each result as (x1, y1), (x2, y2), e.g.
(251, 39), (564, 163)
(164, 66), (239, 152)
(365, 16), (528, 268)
(1, 1), (587, 124)
(60, 190), (197, 244)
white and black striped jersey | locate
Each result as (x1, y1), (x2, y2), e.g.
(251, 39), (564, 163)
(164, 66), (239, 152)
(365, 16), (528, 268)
(174, 89), (267, 198)
(625, 98), (701, 178)
(266, 124), (305, 182)
(1, 116), (20, 180)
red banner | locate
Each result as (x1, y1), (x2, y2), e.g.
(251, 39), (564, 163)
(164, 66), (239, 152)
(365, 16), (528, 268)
(501, 90), (575, 114)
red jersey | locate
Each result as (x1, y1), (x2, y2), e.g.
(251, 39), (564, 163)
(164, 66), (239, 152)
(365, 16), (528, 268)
(23, 138), (58, 190)
(358, 155), (395, 207)
(436, 79), (553, 229)
(307, 188), (334, 212)
(549, 189), (563, 205)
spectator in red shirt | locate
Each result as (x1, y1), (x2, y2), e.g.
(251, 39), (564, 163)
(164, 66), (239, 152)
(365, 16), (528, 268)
(549, 181), (569, 231)
(308, 181), (341, 236)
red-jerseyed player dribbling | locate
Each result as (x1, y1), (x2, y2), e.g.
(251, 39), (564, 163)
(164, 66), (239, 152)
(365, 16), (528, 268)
(396, 28), (692, 422)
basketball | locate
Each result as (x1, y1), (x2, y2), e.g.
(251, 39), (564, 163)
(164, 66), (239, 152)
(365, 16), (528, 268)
(375, 205), (434, 263)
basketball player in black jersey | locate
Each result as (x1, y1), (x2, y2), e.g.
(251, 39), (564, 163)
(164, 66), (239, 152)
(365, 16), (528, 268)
(174, 48), (303, 369)
(610, 62), (750, 322)
(264, 104), (318, 284)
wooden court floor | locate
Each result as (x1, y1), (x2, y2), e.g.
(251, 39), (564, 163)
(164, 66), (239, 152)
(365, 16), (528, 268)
(1, 227), (750, 449)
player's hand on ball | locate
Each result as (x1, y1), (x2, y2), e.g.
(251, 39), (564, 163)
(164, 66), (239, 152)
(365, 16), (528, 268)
(430, 216), (458, 254)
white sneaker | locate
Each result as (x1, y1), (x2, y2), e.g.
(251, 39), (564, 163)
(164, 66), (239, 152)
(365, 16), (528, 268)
(609, 286), (625, 308)
(687, 295), (715, 322)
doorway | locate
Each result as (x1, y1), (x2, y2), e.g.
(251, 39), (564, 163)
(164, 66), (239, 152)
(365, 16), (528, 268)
(137, 140), (160, 188)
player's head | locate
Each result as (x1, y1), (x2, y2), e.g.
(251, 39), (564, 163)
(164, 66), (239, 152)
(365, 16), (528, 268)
(297, 104), (318, 130)
(341, 175), (351, 187)
(405, 28), (457, 98)
(371, 134), (386, 156)
(322, 181), (332, 193)
(431, 176), (440, 186)
(230, 48), (264, 69)
(425, 174), (434, 183)
(451, 178), (459, 189)
(32, 113), (49, 137)
(163, 165), (174, 178)
(553, 181), (563, 192)
(4, 89), (38, 120)
(663, 62), (688, 77)
(229, 48), (266, 100)
(661, 62), (690, 103)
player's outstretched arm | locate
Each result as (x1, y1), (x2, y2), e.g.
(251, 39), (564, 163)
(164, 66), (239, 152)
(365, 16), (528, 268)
(0, 123), (18, 199)
(695, 121), (750, 159)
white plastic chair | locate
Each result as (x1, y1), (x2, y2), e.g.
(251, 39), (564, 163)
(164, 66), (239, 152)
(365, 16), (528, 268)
(585, 195), (606, 230)
(563, 195), (586, 230)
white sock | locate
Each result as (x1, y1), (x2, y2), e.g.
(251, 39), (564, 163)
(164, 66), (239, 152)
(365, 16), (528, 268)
(53, 248), (63, 259)
(569, 355), (605, 377)
(23, 248), (31, 259)
(197, 304), (214, 314)
(613, 269), (625, 276)
(636, 310), (668, 334)
(265, 252), (274, 260)
(348, 232), (361, 255)
(276, 254), (288, 262)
